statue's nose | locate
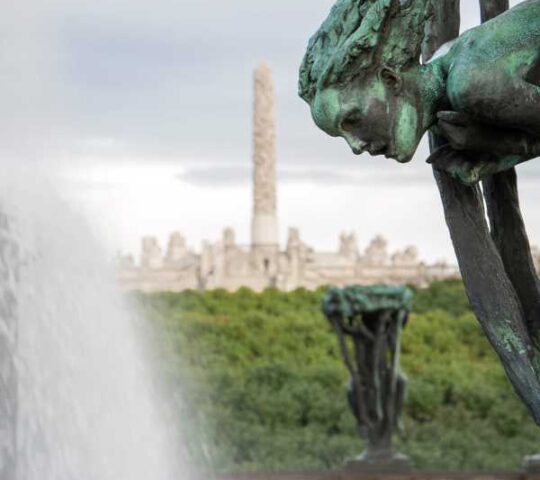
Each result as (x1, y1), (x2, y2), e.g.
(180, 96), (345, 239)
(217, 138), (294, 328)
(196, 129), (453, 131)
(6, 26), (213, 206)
(348, 139), (368, 155)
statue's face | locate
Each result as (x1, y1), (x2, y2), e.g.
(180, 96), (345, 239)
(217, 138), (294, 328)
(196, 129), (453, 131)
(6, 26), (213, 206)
(310, 74), (421, 163)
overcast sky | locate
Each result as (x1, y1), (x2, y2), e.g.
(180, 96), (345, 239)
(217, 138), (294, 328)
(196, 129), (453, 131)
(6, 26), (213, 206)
(0, 0), (536, 263)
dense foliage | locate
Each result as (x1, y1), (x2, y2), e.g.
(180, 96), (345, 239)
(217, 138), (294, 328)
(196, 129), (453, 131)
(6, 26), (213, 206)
(135, 281), (540, 473)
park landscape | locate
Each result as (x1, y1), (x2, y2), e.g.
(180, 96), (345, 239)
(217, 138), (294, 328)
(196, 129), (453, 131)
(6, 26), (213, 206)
(137, 0), (540, 475)
(0, 0), (540, 478)
(138, 281), (540, 473)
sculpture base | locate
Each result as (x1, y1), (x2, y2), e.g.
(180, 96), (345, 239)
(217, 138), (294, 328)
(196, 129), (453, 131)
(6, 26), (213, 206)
(523, 454), (540, 473)
(345, 450), (411, 473)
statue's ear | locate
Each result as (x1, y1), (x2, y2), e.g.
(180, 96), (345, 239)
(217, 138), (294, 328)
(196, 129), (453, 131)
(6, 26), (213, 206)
(379, 66), (403, 95)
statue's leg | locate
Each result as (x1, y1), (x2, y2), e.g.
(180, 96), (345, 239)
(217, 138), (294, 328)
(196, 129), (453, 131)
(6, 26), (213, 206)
(423, 0), (540, 425)
(433, 170), (540, 422)
(483, 170), (540, 345)
(480, 0), (508, 22)
(479, 0), (540, 346)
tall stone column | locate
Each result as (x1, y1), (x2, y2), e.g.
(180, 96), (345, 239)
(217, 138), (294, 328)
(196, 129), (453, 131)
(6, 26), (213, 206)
(251, 63), (279, 251)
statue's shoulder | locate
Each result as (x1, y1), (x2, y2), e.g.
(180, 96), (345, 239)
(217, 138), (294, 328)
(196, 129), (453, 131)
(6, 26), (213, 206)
(444, 1), (540, 114)
(451, 1), (540, 65)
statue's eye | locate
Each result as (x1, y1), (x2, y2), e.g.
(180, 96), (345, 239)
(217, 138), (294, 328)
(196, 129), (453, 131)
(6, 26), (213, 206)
(341, 112), (361, 132)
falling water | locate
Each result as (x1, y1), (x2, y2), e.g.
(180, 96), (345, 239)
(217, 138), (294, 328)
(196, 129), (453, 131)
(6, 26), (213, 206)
(0, 170), (184, 480)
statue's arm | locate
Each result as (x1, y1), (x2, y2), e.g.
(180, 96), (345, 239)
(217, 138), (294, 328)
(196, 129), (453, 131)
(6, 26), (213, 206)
(427, 146), (529, 185)
(427, 111), (540, 184)
(435, 111), (540, 158)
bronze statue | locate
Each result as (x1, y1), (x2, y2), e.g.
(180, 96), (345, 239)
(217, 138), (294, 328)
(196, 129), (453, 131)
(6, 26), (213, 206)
(323, 286), (412, 471)
(301, 0), (540, 428)
(299, 0), (540, 184)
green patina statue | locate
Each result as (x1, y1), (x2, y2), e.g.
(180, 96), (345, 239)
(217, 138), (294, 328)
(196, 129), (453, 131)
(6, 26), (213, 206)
(323, 286), (412, 471)
(301, 0), (540, 436)
(299, 0), (540, 184)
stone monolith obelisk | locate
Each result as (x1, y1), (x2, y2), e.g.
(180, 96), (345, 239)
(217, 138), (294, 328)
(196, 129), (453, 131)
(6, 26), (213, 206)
(251, 64), (279, 259)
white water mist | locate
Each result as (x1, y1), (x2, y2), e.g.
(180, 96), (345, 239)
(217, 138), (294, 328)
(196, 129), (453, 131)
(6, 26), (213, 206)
(0, 170), (185, 480)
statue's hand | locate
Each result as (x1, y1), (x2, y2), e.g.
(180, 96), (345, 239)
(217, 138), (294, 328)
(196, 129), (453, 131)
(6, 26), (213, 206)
(435, 111), (536, 156)
(426, 145), (484, 185)
(429, 111), (512, 184)
(436, 111), (489, 152)
(428, 111), (534, 184)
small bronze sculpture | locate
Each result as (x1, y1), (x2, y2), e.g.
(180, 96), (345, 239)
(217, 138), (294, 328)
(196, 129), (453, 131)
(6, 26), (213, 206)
(323, 285), (412, 471)
(300, 0), (540, 428)
(299, 0), (540, 184)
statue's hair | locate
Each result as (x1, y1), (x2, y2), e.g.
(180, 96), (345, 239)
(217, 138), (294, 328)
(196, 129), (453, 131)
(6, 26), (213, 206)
(298, 0), (433, 103)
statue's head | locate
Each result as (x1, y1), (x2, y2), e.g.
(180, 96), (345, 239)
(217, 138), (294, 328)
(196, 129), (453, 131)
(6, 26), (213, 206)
(299, 0), (433, 163)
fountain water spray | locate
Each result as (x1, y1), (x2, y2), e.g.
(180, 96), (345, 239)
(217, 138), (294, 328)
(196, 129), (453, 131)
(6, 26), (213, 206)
(0, 170), (185, 480)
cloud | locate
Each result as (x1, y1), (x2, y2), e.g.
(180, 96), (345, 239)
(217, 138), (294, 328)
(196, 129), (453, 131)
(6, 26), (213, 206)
(179, 154), (433, 188)
(179, 165), (250, 187)
(0, 1), (66, 162)
(1, 0), (535, 263)
(0, 0), (525, 171)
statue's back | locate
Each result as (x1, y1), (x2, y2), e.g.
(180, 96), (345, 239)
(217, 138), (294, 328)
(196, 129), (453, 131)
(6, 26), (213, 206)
(445, 0), (540, 133)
